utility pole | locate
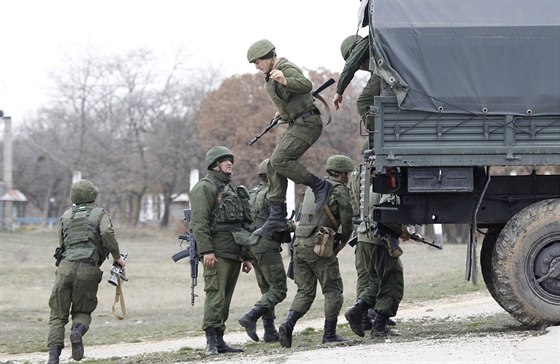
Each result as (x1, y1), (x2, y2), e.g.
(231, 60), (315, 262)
(1, 111), (14, 229)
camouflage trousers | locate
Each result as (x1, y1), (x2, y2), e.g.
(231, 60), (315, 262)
(356, 75), (381, 130)
(267, 115), (322, 203)
(47, 259), (102, 348)
(202, 257), (241, 331)
(354, 247), (369, 300)
(251, 245), (288, 317)
(290, 247), (344, 321)
(356, 242), (404, 317)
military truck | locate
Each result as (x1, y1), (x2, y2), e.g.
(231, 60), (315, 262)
(360, 0), (560, 326)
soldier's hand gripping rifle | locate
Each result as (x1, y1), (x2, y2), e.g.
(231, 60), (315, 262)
(171, 209), (199, 306)
(249, 77), (335, 146)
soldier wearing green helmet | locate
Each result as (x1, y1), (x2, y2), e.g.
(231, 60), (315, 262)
(189, 146), (253, 355)
(47, 180), (125, 364)
(247, 39), (333, 239)
(332, 33), (381, 152)
(238, 158), (293, 343)
(278, 155), (354, 348)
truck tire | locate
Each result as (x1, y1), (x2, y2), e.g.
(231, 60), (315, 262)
(492, 198), (560, 327)
(480, 226), (505, 308)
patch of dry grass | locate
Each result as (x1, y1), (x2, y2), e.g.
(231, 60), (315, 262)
(0, 227), (483, 354)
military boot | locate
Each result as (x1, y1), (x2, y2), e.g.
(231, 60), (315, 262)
(322, 319), (349, 344)
(216, 330), (243, 353)
(262, 312), (279, 343)
(362, 311), (373, 331)
(204, 328), (219, 356)
(371, 311), (401, 337)
(278, 310), (303, 348)
(307, 175), (333, 212)
(47, 345), (62, 364)
(368, 308), (396, 326)
(239, 305), (269, 342)
(70, 323), (87, 361)
(253, 202), (288, 238)
(344, 299), (369, 337)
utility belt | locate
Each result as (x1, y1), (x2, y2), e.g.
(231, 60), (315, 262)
(212, 222), (248, 233)
(67, 259), (98, 267)
(292, 108), (320, 122)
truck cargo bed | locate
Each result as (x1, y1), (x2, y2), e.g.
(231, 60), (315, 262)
(372, 97), (560, 172)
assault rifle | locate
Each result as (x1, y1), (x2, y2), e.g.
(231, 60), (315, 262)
(171, 209), (199, 306)
(286, 199), (304, 280)
(249, 77), (335, 146)
(373, 223), (443, 251)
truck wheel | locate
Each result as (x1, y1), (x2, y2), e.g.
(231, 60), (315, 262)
(480, 226), (505, 308)
(492, 199), (560, 327)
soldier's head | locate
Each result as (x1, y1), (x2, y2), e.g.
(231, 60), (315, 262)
(326, 155), (354, 184)
(340, 35), (363, 61)
(247, 39), (276, 74)
(70, 179), (99, 205)
(206, 146), (234, 176)
(258, 158), (269, 183)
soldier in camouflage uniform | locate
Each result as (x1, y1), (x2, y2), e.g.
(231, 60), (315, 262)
(333, 34), (381, 152)
(239, 159), (292, 343)
(278, 155), (355, 348)
(247, 39), (333, 238)
(47, 180), (125, 364)
(345, 192), (405, 338)
(190, 146), (253, 356)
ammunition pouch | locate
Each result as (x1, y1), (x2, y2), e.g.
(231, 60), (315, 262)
(313, 226), (336, 258)
(231, 229), (253, 246)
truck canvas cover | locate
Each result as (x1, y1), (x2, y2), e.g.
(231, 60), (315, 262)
(370, 0), (560, 116)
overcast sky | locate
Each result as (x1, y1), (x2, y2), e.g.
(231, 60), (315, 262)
(1, 0), (366, 125)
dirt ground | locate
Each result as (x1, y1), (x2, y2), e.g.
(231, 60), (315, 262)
(2, 291), (558, 364)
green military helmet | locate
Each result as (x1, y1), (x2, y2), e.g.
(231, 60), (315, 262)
(326, 155), (354, 173)
(341, 34), (363, 61)
(70, 179), (99, 205)
(206, 146), (234, 170)
(247, 39), (275, 63)
(258, 158), (269, 175)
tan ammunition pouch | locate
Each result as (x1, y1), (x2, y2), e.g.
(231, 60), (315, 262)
(313, 226), (336, 258)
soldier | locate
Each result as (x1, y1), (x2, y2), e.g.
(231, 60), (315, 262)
(247, 39), (332, 238)
(344, 192), (406, 338)
(238, 159), (292, 343)
(190, 146), (253, 356)
(47, 180), (126, 364)
(332, 34), (381, 151)
(278, 155), (354, 348)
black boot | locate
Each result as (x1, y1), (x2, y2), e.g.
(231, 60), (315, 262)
(344, 299), (369, 337)
(253, 202), (288, 238)
(308, 175), (333, 212)
(262, 312), (279, 343)
(362, 311), (373, 331)
(70, 323), (87, 361)
(322, 319), (348, 344)
(368, 308), (396, 326)
(216, 330), (244, 353)
(239, 305), (269, 342)
(371, 311), (401, 337)
(47, 345), (62, 364)
(278, 310), (303, 348)
(205, 328), (219, 356)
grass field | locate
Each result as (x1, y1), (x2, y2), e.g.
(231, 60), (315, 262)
(0, 226), (485, 355)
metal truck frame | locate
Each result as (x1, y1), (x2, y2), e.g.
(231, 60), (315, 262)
(362, 0), (560, 326)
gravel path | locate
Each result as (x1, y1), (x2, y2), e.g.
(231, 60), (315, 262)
(1, 292), (558, 364)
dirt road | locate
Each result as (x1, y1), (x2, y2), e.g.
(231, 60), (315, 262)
(2, 292), (558, 364)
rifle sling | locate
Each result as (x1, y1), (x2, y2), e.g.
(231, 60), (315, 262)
(314, 94), (333, 126)
(111, 277), (127, 320)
